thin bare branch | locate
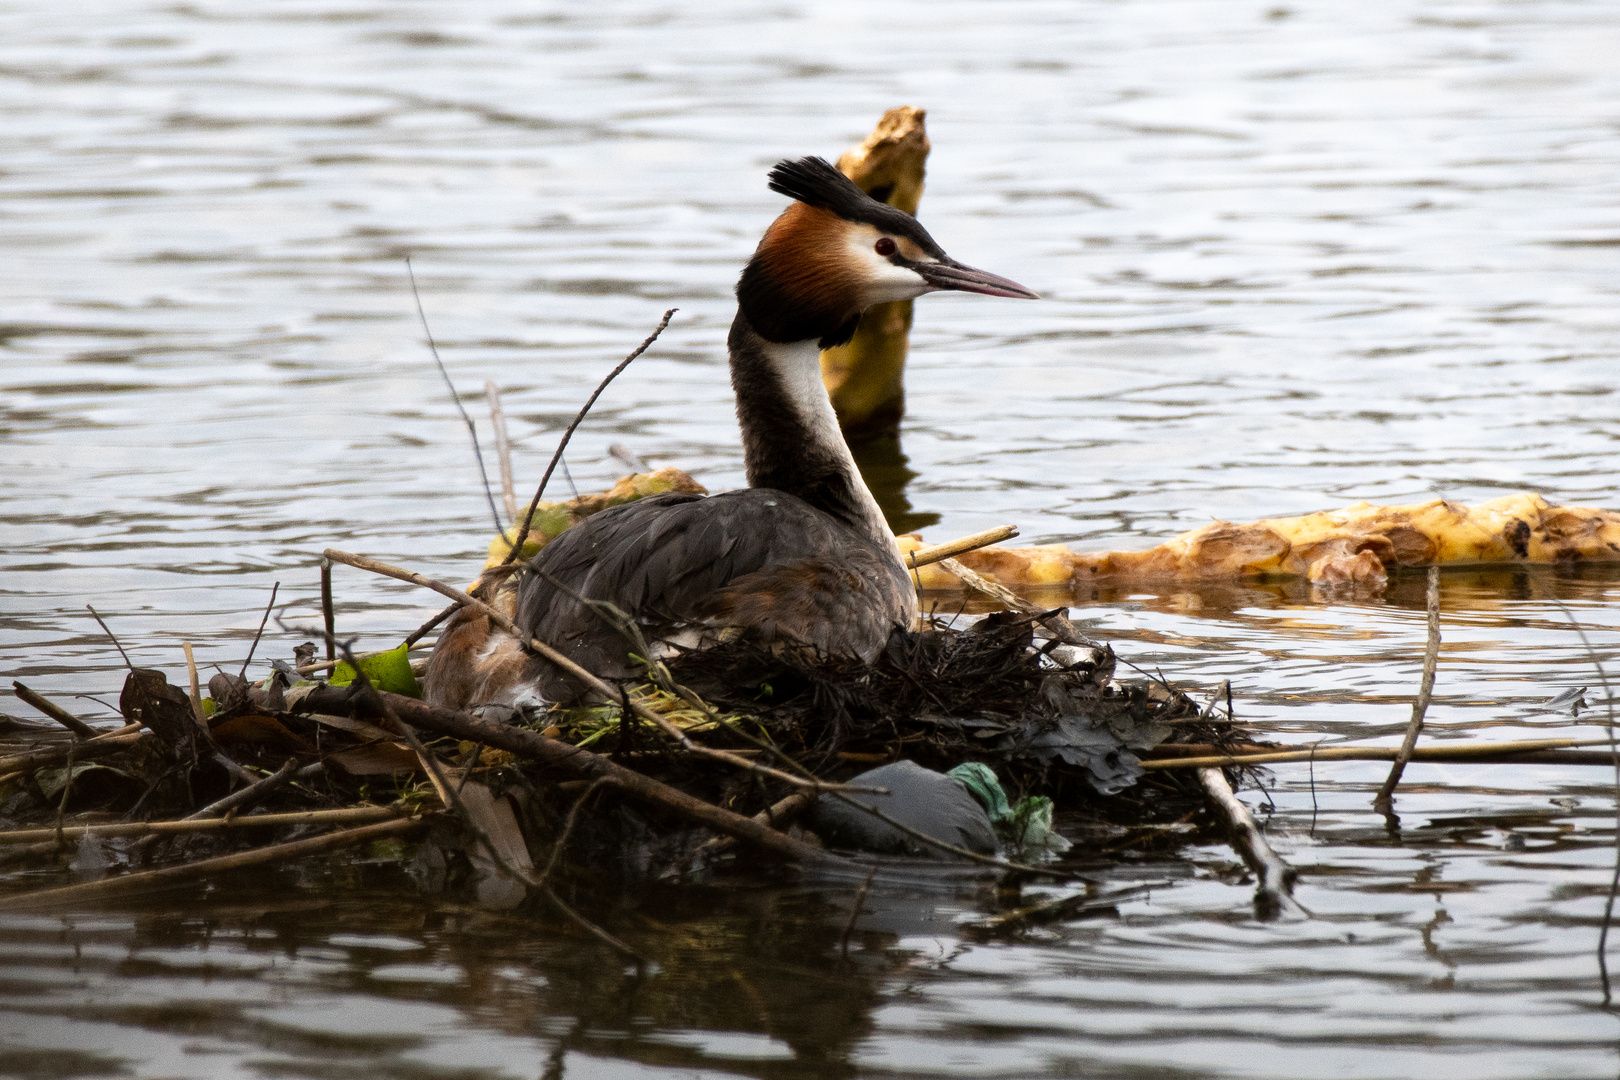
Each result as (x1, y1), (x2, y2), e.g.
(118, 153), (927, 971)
(1141, 736), (1609, 770)
(239, 582), (280, 681)
(406, 257), (503, 534)
(501, 309), (676, 567)
(87, 606), (133, 670)
(1374, 565), (1441, 814)
(320, 557), (337, 663)
(486, 381), (519, 524)
(0, 805), (401, 846)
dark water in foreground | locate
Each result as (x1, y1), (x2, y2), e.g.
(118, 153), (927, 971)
(4, 0), (1620, 1076)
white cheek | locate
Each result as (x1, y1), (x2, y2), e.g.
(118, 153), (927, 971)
(865, 261), (932, 303)
(847, 239), (932, 303)
(842, 233), (933, 306)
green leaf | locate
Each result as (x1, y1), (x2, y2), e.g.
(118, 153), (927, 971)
(330, 642), (422, 699)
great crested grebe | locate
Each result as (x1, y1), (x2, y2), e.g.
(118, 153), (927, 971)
(424, 156), (1035, 709)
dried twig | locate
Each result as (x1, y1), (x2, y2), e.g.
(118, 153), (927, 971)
(907, 526), (1019, 569)
(239, 582), (280, 681)
(0, 733), (143, 776)
(1550, 598), (1620, 1007)
(840, 866), (878, 957)
(532, 778), (605, 889)
(501, 309), (676, 567)
(320, 557), (337, 663)
(486, 381), (519, 525)
(965, 880), (1167, 935)
(931, 557), (1102, 652)
(11, 682), (97, 739)
(0, 804), (399, 846)
(1374, 566), (1441, 814)
(52, 739), (78, 849)
(0, 816), (424, 911)
(608, 443), (648, 473)
(376, 691), (839, 866)
(693, 790), (817, 860)
(130, 758), (310, 854)
(404, 602), (460, 648)
(87, 606), (133, 670)
(1139, 736), (1609, 770)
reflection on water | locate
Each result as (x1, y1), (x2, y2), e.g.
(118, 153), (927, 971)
(851, 433), (940, 536)
(4, 0), (1620, 1076)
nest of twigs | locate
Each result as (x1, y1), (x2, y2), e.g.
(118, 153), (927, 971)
(0, 608), (1261, 918)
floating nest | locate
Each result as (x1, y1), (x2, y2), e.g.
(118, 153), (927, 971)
(0, 609), (1260, 913)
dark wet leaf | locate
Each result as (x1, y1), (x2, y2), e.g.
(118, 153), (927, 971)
(119, 669), (200, 757)
(210, 712), (314, 753)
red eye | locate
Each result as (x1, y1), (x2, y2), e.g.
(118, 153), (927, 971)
(874, 237), (897, 257)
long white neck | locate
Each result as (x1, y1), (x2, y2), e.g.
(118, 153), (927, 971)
(727, 315), (897, 552)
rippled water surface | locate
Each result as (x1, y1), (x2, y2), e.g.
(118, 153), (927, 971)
(4, 1), (1620, 1076)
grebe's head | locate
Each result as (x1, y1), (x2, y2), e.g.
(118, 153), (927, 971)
(736, 156), (1037, 348)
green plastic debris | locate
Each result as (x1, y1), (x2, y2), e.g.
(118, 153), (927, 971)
(947, 762), (1070, 854)
(330, 642), (422, 699)
(1006, 794), (1067, 852)
(947, 763), (1012, 822)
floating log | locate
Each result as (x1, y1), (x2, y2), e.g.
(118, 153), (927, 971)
(898, 492), (1620, 591)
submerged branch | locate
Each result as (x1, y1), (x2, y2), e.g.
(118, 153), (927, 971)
(1198, 767), (1306, 921)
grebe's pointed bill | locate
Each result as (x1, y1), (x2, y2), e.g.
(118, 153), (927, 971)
(915, 257), (1038, 300)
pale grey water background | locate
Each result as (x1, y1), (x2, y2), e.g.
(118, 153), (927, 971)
(4, 1), (1620, 1077)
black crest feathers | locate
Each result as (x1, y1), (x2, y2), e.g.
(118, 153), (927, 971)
(766, 157), (942, 254)
(767, 157), (872, 219)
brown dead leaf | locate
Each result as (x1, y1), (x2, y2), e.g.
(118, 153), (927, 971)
(211, 712), (315, 753)
(327, 741), (422, 776)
